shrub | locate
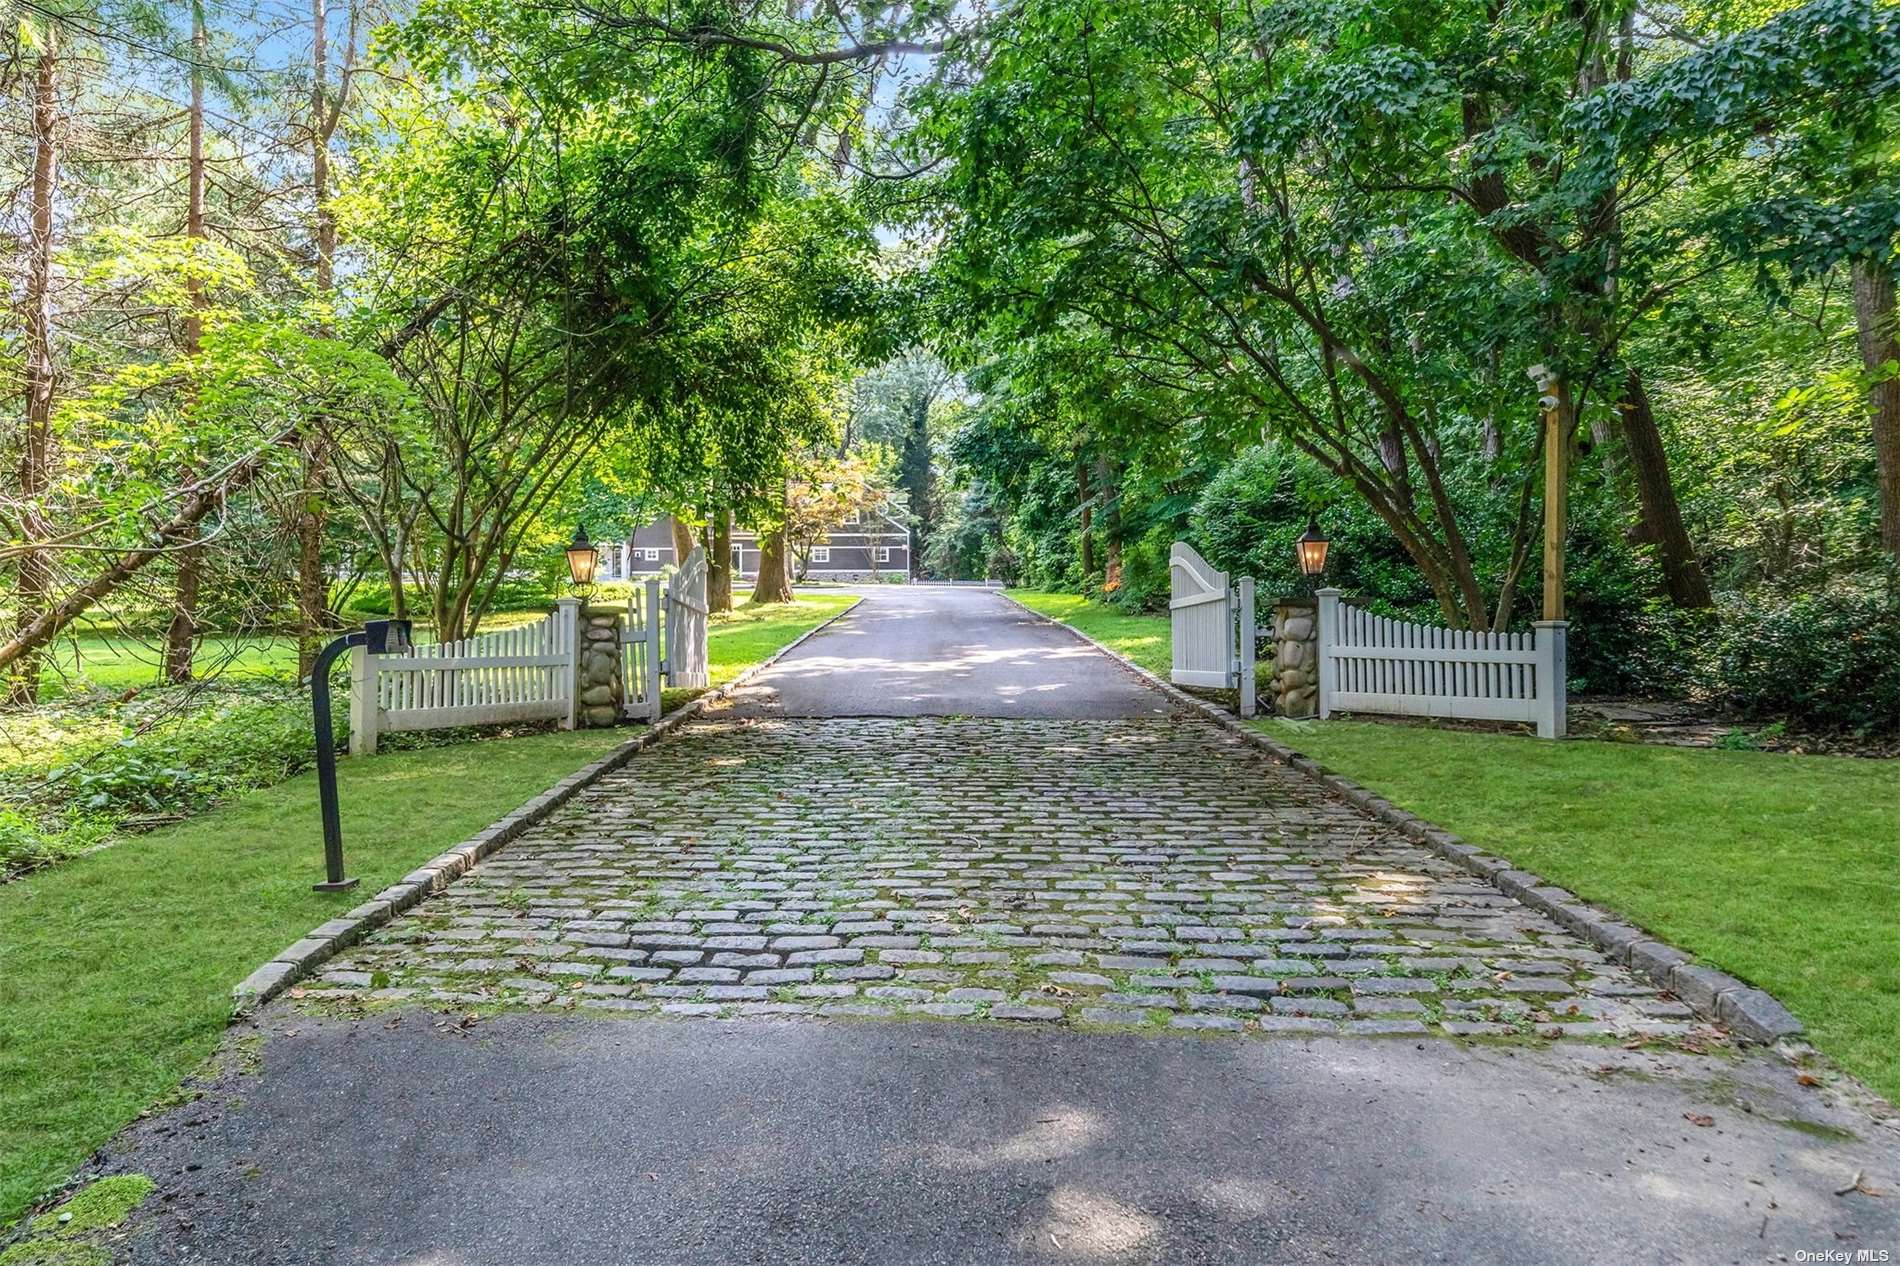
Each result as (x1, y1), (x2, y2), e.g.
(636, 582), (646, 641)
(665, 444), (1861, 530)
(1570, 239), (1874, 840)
(1701, 579), (1900, 732)
(1189, 444), (1434, 614)
(1106, 521), (1175, 612)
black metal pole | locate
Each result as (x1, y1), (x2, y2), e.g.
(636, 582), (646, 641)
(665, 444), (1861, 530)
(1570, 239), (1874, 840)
(310, 632), (366, 892)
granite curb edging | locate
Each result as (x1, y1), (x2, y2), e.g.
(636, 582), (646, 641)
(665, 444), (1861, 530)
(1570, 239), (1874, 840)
(231, 597), (863, 1014)
(994, 589), (1804, 1046)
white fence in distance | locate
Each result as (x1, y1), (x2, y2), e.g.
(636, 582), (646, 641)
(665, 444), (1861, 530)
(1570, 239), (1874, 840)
(1168, 541), (1257, 718)
(1317, 588), (1568, 738)
(349, 600), (580, 755)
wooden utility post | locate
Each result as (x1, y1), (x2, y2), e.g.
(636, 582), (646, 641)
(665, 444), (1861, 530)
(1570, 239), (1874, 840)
(1534, 366), (1569, 622)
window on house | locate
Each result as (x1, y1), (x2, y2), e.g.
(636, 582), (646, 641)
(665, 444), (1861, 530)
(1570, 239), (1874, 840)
(811, 547), (831, 564)
(875, 546), (891, 563)
(642, 548), (660, 562)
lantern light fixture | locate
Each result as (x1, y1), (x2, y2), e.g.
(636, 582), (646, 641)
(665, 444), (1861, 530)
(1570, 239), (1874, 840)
(566, 524), (600, 595)
(1295, 520), (1330, 578)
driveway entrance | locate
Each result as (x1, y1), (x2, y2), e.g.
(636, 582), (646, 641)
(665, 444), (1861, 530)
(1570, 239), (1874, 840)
(106, 585), (1898, 1265)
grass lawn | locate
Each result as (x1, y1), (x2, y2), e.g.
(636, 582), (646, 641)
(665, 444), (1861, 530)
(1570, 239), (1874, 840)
(662, 592), (858, 712)
(1005, 590), (1171, 677)
(37, 597), (853, 705)
(35, 633), (298, 699)
(1017, 589), (1900, 1103)
(33, 610), (554, 701)
(0, 592), (852, 1224)
(1259, 719), (1900, 1101)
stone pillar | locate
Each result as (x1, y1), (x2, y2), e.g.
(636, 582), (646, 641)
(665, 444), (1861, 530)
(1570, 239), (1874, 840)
(577, 604), (625, 727)
(1272, 599), (1319, 719)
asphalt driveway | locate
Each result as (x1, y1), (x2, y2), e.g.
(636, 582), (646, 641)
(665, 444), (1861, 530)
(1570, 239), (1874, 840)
(112, 1013), (1898, 1265)
(729, 584), (1173, 718)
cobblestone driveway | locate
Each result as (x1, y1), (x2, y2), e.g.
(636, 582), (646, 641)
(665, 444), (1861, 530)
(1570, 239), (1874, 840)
(310, 711), (1689, 1039)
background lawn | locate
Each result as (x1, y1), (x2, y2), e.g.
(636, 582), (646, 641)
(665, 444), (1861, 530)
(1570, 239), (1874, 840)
(34, 608), (558, 701)
(1018, 589), (1900, 1103)
(0, 593), (852, 1224)
(1005, 590), (1171, 677)
(661, 594), (857, 712)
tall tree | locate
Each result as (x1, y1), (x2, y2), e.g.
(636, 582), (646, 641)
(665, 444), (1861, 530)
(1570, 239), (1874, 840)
(1854, 260), (1900, 553)
(296, 0), (357, 674)
(163, 0), (211, 682)
(8, 20), (61, 705)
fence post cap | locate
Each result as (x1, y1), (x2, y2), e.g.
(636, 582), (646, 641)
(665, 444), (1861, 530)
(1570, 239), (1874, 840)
(1315, 587), (1344, 598)
(1531, 619), (1569, 629)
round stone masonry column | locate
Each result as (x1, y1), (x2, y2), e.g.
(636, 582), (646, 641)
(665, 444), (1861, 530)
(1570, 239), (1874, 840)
(1272, 599), (1319, 719)
(577, 604), (625, 728)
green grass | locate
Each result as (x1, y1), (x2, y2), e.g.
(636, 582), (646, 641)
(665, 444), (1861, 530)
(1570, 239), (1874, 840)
(1005, 590), (1171, 677)
(661, 593), (857, 711)
(35, 635), (297, 699)
(37, 597), (851, 705)
(1017, 588), (1900, 1103)
(0, 592), (852, 1224)
(1257, 719), (1900, 1100)
(34, 610), (555, 701)
(0, 729), (626, 1224)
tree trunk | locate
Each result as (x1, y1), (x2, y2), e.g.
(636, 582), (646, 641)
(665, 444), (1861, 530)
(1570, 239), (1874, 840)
(1616, 369), (1715, 609)
(1377, 426), (1413, 511)
(165, 3), (209, 684)
(751, 527), (795, 603)
(707, 508), (732, 613)
(669, 515), (696, 563)
(1853, 257), (1900, 556)
(297, 0), (337, 679)
(1076, 459), (1094, 576)
(1096, 459), (1123, 592)
(7, 38), (59, 707)
(0, 440), (290, 677)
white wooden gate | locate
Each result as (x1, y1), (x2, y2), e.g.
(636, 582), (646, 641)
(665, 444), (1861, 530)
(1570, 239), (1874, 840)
(349, 600), (580, 755)
(622, 576), (663, 723)
(1169, 542), (1257, 717)
(664, 546), (710, 688)
(1317, 589), (1567, 738)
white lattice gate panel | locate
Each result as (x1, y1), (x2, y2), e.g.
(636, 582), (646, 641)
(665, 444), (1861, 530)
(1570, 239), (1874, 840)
(1170, 542), (1233, 689)
(1317, 590), (1567, 738)
(349, 602), (579, 754)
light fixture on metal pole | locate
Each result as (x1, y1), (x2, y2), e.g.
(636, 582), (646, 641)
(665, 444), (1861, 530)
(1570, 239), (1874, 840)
(566, 524), (600, 600)
(308, 618), (412, 892)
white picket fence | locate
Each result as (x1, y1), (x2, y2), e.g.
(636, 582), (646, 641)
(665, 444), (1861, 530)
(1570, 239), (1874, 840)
(349, 556), (707, 753)
(1317, 588), (1568, 738)
(1169, 542), (1257, 717)
(349, 601), (580, 755)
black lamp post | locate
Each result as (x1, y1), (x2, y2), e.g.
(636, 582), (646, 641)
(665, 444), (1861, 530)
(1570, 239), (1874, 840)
(309, 617), (412, 892)
(566, 524), (600, 599)
(1295, 519), (1330, 594)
